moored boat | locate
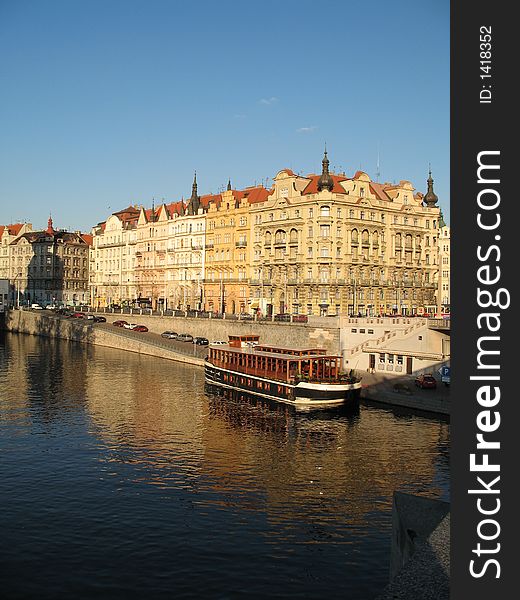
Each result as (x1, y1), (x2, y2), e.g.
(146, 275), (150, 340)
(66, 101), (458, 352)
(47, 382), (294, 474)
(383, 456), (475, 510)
(205, 335), (361, 407)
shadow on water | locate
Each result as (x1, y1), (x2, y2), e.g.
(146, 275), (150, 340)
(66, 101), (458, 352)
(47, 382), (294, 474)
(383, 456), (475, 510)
(205, 383), (361, 434)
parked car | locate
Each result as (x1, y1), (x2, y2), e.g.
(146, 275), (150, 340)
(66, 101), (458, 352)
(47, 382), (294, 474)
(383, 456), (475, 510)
(177, 333), (194, 342)
(93, 316), (106, 323)
(238, 313), (254, 320)
(415, 374), (437, 389)
(292, 314), (308, 323)
(71, 312), (85, 318)
(133, 325), (148, 332)
(193, 337), (209, 346)
(112, 320), (128, 327)
(31, 303), (43, 310)
(274, 313), (291, 322)
(44, 304), (57, 310)
(161, 331), (178, 339)
(85, 314), (95, 320)
(124, 323), (138, 329)
(210, 340), (227, 345)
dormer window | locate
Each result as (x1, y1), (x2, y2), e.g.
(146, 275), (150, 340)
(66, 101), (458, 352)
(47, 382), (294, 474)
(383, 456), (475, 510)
(360, 188), (365, 197)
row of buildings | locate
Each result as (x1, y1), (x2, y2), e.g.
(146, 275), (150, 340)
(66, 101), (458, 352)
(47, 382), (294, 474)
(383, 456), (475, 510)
(1, 151), (450, 316)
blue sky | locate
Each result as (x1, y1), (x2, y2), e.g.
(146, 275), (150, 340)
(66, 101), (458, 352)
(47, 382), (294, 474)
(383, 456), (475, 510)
(0, 0), (449, 232)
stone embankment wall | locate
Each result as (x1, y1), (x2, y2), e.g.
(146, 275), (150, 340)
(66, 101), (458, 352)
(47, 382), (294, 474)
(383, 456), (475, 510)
(3, 309), (340, 364)
(96, 313), (341, 352)
(3, 310), (206, 366)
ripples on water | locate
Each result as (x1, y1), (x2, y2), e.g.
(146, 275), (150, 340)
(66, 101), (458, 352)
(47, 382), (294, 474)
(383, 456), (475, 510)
(0, 333), (450, 599)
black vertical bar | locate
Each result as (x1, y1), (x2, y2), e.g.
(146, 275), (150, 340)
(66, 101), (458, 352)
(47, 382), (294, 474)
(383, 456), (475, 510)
(452, 1), (514, 597)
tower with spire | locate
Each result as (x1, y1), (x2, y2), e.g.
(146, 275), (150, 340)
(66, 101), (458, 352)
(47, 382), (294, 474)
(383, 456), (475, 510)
(317, 146), (334, 192)
(423, 168), (439, 207)
(187, 171), (200, 215)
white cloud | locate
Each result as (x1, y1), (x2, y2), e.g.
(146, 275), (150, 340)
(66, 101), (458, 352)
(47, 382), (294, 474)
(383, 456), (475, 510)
(296, 126), (317, 133)
(259, 97), (279, 105)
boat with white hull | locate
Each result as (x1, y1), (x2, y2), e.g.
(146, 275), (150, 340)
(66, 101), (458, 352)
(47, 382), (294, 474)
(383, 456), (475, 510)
(205, 335), (361, 408)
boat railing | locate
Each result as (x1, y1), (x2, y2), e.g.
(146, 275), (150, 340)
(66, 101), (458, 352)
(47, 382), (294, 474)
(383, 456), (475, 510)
(209, 359), (356, 385)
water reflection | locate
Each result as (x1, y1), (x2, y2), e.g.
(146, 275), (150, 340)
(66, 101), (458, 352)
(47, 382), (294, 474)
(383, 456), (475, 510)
(0, 333), (450, 600)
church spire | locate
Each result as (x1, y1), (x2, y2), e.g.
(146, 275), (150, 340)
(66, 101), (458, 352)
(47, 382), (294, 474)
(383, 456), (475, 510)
(188, 171), (200, 215)
(423, 167), (439, 207)
(227, 178), (232, 191)
(46, 214), (55, 234)
(317, 145), (334, 192)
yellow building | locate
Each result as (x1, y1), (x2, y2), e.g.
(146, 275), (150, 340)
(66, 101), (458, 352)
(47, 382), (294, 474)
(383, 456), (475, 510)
(203, 182), (269, 314)
(249, 151), (442, 317)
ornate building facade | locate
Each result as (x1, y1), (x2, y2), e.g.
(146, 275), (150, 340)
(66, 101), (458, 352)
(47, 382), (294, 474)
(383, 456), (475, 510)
(8, 218), (90, 306)
(249, 153), (442, 316)
(1, 223), (33, 281)
(89, 151), (446, 316)
(90, 206), (140, 307)
(204, 182), (269, 314)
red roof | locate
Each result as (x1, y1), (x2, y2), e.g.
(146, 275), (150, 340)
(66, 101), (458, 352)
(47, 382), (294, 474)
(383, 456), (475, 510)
(301, 174), (349, 195)
(369, 182), (392, 202)
(0, 223), (25, 236)
(81, 233), (93, 246)
(232, 186), (271, 205)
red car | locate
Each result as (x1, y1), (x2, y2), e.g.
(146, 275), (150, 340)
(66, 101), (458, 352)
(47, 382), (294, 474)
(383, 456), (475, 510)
(70, 312), (85, 318)
(133, 325), (148, 332)
(415, 374), (437, 389)
(112, 320), (128, 327)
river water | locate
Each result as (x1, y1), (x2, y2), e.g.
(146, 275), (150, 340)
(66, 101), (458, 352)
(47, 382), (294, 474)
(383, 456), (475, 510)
(0, 332), (450, 599)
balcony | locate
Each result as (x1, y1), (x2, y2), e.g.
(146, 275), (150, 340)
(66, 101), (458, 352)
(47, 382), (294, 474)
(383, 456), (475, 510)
(235, 240), (247, 248)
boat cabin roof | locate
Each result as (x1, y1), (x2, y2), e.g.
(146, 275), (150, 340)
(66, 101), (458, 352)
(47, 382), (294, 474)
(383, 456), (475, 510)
(210, 345), (340, 362)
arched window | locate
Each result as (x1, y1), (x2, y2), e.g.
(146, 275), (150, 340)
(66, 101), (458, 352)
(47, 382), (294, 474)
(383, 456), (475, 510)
(351, 229), (359, 244)
(362, 229), (369, 244)
(274, 230), (286, 244)
(320, 205), (330, 217)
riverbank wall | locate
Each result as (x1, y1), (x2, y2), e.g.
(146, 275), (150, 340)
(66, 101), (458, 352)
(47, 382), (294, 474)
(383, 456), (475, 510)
(376, 492), (450, 600)
(3, 309), (206, 367)
(3, 309), (450, 415)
